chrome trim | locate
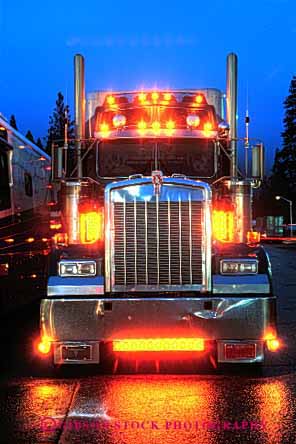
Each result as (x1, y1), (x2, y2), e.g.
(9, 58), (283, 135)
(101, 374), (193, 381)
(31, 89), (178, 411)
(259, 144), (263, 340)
(41, 296), (276, 345)
(189, 194), (192, 285)
(212, 274), (270, 294)
(48, 276), (104, 296)
(156, 193), (160, 285)
(105, 177), (212, 293)
(94, 128), (218, 140)
(145, 199), (148, 285)
(123, 195), (127, 286)
(178, 195), (182, 284)
(133, 197), (137, 285)
(168, 197), (171, 285)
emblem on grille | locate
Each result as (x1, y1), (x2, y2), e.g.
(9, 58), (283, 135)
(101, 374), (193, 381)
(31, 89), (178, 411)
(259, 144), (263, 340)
(152, 170), (163, 195)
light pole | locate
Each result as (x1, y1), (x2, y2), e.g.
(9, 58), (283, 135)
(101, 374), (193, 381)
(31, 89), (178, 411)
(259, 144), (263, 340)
(275, 196), (293, 237)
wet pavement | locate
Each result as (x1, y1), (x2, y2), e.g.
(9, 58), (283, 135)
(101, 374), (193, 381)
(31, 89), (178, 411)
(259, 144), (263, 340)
(0, 245), (295, 444)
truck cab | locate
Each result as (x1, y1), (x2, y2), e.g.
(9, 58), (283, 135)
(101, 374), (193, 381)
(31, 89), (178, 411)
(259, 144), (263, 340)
(37, 54), (280, 368)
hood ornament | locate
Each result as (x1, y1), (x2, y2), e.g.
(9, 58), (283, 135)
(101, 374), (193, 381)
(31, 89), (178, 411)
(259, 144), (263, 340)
(152, 170), (163, 195)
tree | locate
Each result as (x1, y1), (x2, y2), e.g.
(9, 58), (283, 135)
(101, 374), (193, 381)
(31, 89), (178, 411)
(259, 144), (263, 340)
(25, 130), (35, 144)
(271, 76), (296, 196)
(36, 137), (44, 150)
(46, 92), (75, 155)
(10, 115), (18, 130)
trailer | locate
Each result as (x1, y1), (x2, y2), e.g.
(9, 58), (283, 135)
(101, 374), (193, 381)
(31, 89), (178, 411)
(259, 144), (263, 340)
(37, 53), (280, 368)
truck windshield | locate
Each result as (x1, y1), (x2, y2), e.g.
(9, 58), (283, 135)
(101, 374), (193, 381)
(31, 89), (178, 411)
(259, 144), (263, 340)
(97, 139), (215, 178)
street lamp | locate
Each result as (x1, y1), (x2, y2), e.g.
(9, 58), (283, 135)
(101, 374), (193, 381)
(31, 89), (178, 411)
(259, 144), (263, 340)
(275, 196), (293, 237)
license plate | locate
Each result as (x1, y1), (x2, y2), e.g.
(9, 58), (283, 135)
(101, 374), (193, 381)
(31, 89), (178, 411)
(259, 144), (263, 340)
(225, 343), (256, 360)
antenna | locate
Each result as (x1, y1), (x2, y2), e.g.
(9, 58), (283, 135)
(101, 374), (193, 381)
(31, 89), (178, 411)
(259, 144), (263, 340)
(245, 82), (250, 176)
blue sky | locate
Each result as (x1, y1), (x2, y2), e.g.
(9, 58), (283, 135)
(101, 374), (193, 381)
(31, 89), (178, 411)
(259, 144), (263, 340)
(0, 0), (295, 168)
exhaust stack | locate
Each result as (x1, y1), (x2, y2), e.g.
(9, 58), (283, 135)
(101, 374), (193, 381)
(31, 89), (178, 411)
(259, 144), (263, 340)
(74, 54), (85, 178)
(226, 53), (238, 178)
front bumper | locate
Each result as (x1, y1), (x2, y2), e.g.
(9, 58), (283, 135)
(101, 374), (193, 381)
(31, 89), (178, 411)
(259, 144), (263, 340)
(40, 295), (276, 364)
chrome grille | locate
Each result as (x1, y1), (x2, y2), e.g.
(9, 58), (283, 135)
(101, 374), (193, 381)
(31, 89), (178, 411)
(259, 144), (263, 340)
(113, 198), (203, 289)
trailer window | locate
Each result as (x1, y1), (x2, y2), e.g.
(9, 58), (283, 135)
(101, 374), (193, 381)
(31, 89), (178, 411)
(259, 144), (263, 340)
(0, 151), (11, 211)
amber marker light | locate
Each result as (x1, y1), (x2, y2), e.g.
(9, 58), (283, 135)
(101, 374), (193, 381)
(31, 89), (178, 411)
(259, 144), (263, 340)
(138, 92), (147, 102)
(165, 120), (175, 136)
(80, 210), (104, 245)
(212, 210), (234, 243)
(264, 332), (281, 352)
(113, 338), (205, 352)
(37, 336), (52, 355)
(151, 121), (161, 134)
(100, 123), (110, 138)
(106, 95), (116, 106)
(195, 94), (204, 104)
(151, 92), (159, 103)
(137, 120), (147, 135)
(163, 92), (172, 101)
(26, 237), (35, 243)
(4, 238), (14, 243)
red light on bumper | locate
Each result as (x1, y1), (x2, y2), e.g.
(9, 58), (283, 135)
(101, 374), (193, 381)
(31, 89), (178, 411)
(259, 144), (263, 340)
(113, 338), (205, 352)
(225, 343), (256, 360)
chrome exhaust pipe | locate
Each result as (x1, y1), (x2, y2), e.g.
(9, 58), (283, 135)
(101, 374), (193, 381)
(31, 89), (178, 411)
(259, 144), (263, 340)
(74, 54), (85, 178)
(226, 53), (238, 179)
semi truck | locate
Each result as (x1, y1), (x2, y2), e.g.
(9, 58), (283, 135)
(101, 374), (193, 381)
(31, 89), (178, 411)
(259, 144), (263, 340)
(37, 53), (280, 368)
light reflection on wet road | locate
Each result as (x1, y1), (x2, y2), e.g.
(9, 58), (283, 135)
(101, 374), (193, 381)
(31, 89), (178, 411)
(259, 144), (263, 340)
(0, 245), (295, 444)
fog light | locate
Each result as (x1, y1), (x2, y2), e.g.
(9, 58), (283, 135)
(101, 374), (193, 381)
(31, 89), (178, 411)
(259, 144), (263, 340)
(59, 260), (96, 277)
(220, 259), (258, 275)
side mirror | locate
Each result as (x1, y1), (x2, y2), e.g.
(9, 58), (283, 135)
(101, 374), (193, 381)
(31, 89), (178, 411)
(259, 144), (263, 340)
(218, 121), (230, 137)
(51, 143), (64, 181)
(252, 143), (264, 180)
(218, 121), (230, 131)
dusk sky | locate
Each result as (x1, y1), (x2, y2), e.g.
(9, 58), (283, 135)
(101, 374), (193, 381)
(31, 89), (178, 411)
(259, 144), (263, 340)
(1, 0), (296, 168)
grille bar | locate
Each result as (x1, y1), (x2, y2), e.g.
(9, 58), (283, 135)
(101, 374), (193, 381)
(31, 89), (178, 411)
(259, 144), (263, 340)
(113, 196), (204, 291)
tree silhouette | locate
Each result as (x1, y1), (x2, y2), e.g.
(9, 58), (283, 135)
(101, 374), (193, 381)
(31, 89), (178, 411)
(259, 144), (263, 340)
(46, 92), (75, 155)
(25, 130), (35, 144)
(36, 137), (44, 150)
(272, 76), (296, 195)
(9, 115), (18, 130)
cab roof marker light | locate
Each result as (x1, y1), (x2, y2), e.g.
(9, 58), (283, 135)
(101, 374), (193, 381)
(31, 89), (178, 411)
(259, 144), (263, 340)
(152, 121), (161, 135)
(186, 115), (200, 128)
(138, 92), (147, 102)
(164, 93), (171, 100)
(137, 120), (147, 135)
(106, 95), (116, 106)
(99, 123), (110, 138)
(195, 94), (204, 104)
(151, 92), (159, 103)
(112, 114), (126, 128)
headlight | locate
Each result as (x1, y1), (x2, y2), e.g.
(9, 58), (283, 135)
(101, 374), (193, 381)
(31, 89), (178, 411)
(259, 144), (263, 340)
(58, 260), (96, 277)
(220, 259), (258, 275)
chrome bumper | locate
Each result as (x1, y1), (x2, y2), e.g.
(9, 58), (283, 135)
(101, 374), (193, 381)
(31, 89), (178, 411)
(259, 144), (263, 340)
(41, 295), (275, 364)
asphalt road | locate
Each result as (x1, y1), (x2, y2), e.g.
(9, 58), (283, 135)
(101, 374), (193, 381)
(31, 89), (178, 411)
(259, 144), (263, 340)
(0, 245), (295, 444)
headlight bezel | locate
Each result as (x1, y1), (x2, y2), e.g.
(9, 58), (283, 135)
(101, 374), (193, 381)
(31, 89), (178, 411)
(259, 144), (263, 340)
(58, 260), (97, 277)
(220, 258), (258, 275)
